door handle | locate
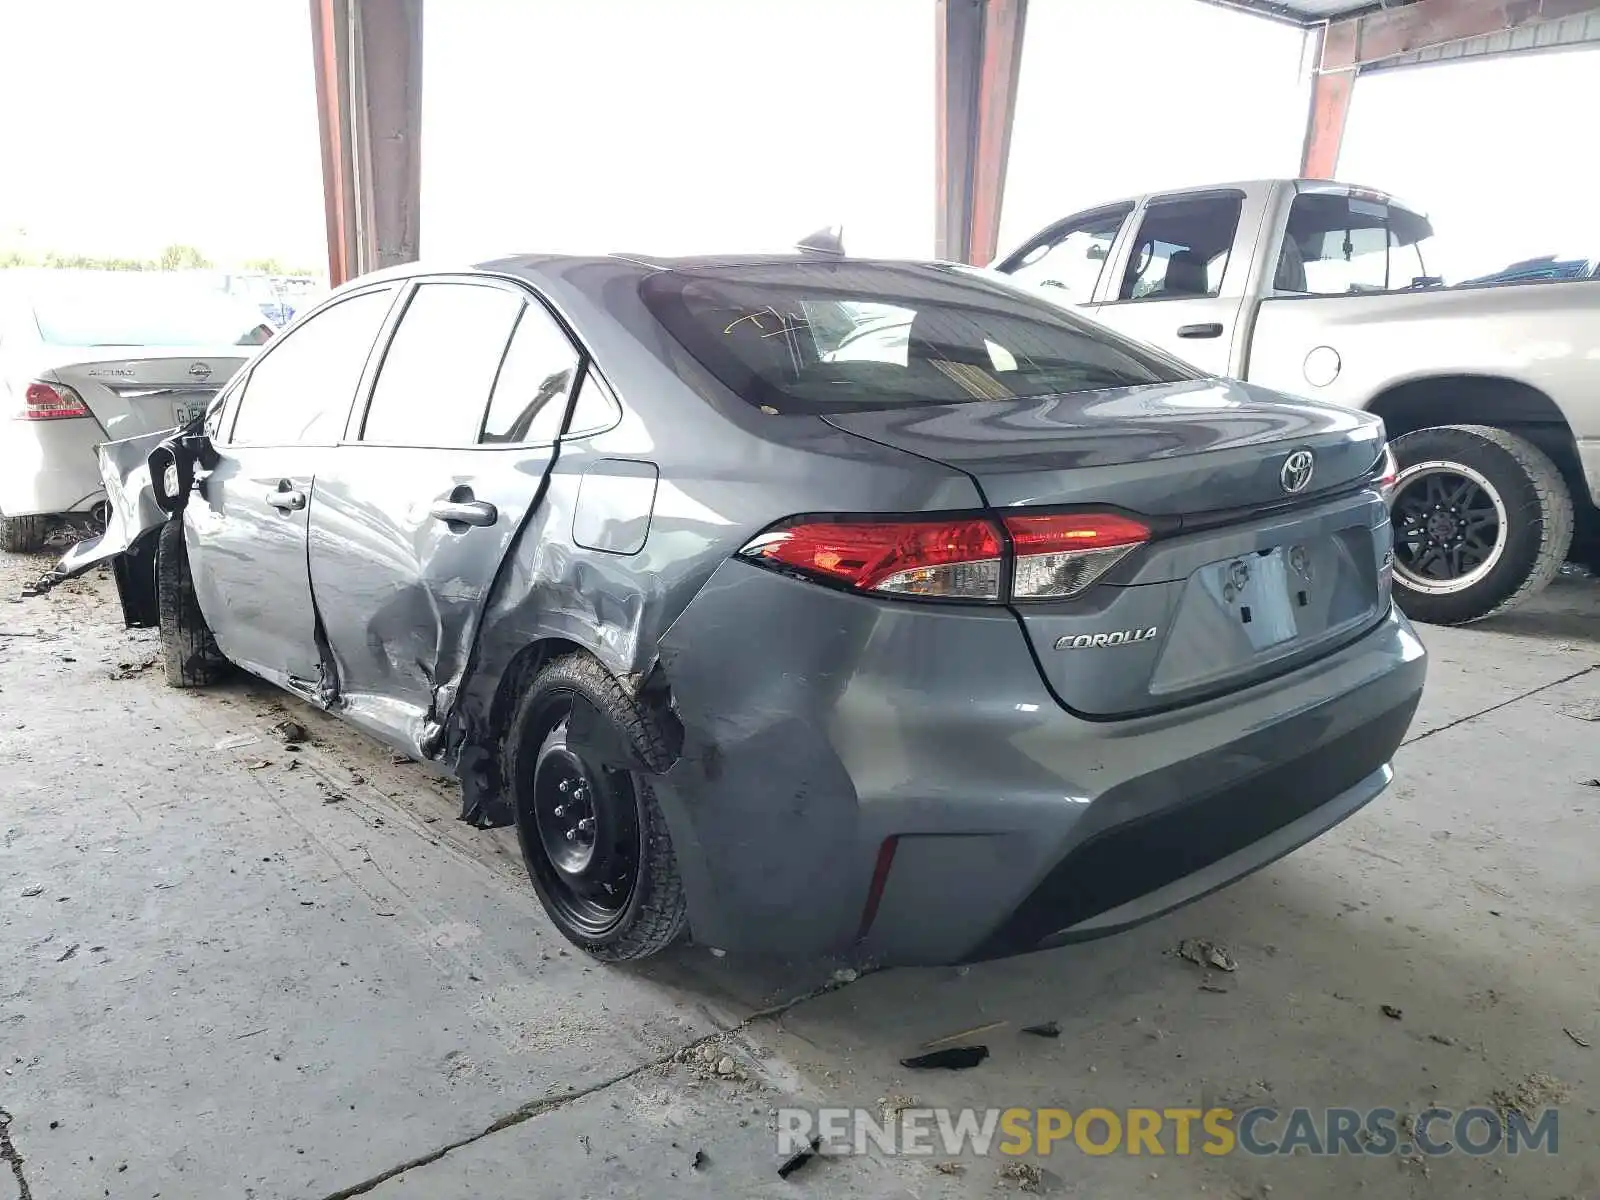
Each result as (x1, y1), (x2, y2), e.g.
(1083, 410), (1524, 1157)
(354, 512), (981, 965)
(1177, 322), (1224, 339)
(265, 488), (306, 511)
(430, 499), (497, 528)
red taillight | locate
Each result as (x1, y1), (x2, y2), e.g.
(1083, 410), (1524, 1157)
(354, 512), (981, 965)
(740, 510), (1151, 602)
(22, 380), (90, 421)
(1004, 512), (1151, 600)
(741, 517), (1004, 600)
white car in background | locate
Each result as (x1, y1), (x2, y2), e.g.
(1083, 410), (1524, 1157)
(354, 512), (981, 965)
(0, 270), (274, 551)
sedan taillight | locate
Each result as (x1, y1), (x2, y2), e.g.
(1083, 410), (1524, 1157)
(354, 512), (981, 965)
(21, 380), (90, 421)
(739, 511), (1150, 603)
(1004, 512), (1151, 600)
(740, 518), (1004, 600)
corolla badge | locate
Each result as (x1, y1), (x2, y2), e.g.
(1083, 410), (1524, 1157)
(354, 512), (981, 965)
(1055, 627), (1159, 650)
(1280, 448), (1316, 494)
(188, 362), (213, 381)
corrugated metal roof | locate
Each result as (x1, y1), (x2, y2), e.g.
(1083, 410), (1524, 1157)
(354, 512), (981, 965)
(1368, 6), (1600, 66)
(1196, 0), (1399, 24)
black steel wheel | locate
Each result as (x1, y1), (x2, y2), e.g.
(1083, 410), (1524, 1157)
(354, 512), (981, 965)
(505, 653), (687, 961)
(1387, 424), (1572, 625)
(521, 705), (641, 938)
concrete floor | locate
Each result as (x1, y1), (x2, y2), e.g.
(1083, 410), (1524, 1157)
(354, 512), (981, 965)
(1, 547), (1596, 1200)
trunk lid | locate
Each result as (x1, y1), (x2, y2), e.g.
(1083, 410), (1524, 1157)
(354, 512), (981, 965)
(43, 349), (251, 439)
(824, 378), (1392, 717)
(820, 378), (1383, 517)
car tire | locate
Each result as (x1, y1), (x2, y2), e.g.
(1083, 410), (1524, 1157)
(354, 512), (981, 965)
(505, 652), (687, 962)
(1388, 424), (1573, 625)
(0, 513), (50, 554)
(156, 520), (230, 687)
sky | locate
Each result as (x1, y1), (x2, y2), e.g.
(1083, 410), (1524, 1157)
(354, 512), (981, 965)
(0, 0), (1594, 279)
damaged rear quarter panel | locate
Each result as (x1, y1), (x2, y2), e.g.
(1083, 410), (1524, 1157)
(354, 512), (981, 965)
(447, 257), (983, 828)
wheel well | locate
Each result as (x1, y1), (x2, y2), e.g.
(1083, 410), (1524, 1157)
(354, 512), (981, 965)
(1366, 375), (1589, 519)
(487, 636), (586, 742)
(1365, 375), (1571, 442)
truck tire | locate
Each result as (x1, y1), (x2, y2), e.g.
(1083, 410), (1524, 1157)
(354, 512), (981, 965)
(504, 652), (688, 962)
(0, 513), (50, 554)
(1388, 424), (1572, 625)
(156, 519), (230, 687)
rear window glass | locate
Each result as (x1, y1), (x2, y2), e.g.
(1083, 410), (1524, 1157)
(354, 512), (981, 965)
(640, 262), (1191, 414)
(29, 273), (275, 347)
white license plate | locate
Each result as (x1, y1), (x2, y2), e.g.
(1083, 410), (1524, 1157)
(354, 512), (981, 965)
(173, 401), (208, 426)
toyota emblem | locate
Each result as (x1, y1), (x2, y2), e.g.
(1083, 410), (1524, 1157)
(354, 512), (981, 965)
(1280, 449), (1315, 494)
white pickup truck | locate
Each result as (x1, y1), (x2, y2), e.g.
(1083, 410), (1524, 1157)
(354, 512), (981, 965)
(995, 178), (1600, 624)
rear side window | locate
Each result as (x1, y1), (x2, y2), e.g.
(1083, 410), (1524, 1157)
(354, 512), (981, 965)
(480, 300), (582, 444)
(362, 282), (524, 446)
(230, 288), (394, 446)
(1117, 194), (1243, 301)
(1277, 193), (1437, 295)
(639, 263), (1190, 415)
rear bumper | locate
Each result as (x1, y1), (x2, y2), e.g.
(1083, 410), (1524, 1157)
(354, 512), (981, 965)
(653, 562), (1426, 966)
(0, 417), (106, 516)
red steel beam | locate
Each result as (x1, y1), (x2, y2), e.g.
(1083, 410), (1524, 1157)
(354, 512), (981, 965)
(935, 0), (1027, 266)
(1299, 0), (1600, 179)
(309, 0), (422, 287)
(310, 0), (353, 287)
(1300, 21), (1357, 178)
(1348, 0), (1600, 66)
(969, 0), (1027, 267)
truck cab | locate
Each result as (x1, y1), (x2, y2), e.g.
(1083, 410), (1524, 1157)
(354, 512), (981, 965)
(997, 179), (1600, 626)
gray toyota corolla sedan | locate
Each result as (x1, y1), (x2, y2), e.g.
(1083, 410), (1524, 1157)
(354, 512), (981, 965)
(59, 251), (1426, 966)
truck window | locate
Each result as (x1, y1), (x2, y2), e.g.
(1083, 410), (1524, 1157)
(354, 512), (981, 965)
(1001, 206), (1132, 303)
(1116, 194), (1243, 302)
(1276, 193), (1435, 295)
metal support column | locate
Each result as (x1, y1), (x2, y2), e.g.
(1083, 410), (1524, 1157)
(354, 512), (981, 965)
(936, 0), (1027, 266)
(311, 0), (422, 287)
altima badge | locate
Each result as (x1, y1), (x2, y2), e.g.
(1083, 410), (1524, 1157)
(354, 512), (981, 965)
(1055, 627), (1158, 650)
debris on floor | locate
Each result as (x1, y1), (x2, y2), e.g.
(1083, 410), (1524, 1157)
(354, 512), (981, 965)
(673, 1042), (747, 1083)
(1558, 702), (1600, 722)
(21, 886), (43, 898)
(832, 967), (859, 984)
(998, 1160), (1043, 1192)
(932, 1160), (966, 1176)
(1381, 1004), (1404, 1020)
(1177, 937), (1238, 972)
(247, 760), (271, 770)
(900, 1046), (989, 1071)
(272, 719), (309, 744)
(776, 1135), (822, 1180)
(922, 1020), (1006, 1049)
(880, 1094), (918, 1120)
(1562, 1028), (1590, 1049)
(691, 1148), (707, 1170)
(108, 655), (158, 680)
(1021, 1020), (1061, 1038)
(1490, 1072), (1570, 1118)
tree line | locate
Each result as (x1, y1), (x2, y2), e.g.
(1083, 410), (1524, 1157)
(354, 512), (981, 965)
(0, 244), (317, 276)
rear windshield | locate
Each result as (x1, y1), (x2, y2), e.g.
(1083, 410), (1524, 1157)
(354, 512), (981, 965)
(29, 274), (275, 347)
(640, 261), (1192, 414)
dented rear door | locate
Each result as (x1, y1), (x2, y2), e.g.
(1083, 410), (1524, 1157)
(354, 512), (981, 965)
(306, 278), (587, 754)
(187, 286), (399, 693)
